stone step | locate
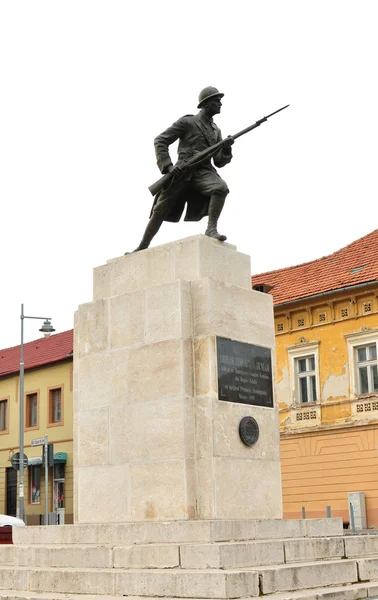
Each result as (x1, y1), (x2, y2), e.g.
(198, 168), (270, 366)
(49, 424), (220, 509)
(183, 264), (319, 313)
(180, 536), (346, 568)
(346, 535), (378, 557)
(1, 536), (348, 569)
(0, 557), (367, 598)
(0, 581), (378, 600)
(259, 558), (358, 595)
(12, 518), (343, 546)
(5, 535), (378, 570)
(0, 567), (260, 598)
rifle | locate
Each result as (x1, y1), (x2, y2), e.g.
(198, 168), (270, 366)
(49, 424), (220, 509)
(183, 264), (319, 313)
(148, 104), (289, 197)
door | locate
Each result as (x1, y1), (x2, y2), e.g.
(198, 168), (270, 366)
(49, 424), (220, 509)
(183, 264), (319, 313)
(53, 479), (65, 525)
(6, 468), (17, 517)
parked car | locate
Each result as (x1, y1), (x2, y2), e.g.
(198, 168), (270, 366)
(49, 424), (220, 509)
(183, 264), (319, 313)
(0, 515), (25, 527)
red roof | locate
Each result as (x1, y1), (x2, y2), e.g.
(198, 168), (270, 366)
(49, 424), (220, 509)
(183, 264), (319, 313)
(0, 330), (73, 377)
(252, 229), (378, 306)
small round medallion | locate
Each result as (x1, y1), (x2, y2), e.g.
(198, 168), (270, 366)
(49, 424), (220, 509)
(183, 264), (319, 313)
(239, 416), (259, 446)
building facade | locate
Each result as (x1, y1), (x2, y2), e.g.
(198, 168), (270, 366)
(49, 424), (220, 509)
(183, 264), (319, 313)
(0, 331), (73, 525)
(253, 229), (378, 526)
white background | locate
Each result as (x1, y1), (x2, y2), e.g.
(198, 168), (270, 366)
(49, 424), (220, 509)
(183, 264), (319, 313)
(1, 0), (377, 348)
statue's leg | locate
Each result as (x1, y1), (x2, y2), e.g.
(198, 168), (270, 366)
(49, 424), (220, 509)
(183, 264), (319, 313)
(126, 213), (164, 254)
(205, 193), (227, 242)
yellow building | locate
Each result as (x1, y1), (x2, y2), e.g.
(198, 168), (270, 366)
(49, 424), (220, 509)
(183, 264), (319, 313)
(253, 229), (378, 526)
(0, 331), (73, 525)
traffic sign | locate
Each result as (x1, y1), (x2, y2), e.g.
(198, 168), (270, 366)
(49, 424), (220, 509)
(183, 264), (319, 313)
(11, 452), (28, 471)
(31, 436), (48, 447)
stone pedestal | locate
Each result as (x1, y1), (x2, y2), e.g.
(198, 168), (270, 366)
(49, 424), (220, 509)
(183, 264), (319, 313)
(73, 235), (282, 523)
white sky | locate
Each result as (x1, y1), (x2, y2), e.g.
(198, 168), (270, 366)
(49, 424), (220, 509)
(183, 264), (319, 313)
(1, 0), (377, 349)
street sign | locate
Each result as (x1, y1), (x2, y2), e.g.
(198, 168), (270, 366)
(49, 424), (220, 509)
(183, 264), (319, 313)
(31, 436), (48, 447)
(11, 452), (28, 471)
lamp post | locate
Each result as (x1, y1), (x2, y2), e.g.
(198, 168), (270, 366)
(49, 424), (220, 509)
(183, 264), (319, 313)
(19, 304), (55, 523)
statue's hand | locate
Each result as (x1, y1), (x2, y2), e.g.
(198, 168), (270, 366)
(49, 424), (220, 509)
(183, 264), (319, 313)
(222, 136), (234, 150)
(168, 162), (184, 177)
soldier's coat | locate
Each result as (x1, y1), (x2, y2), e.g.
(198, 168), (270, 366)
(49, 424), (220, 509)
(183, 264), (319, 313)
(150, 111), (232, 223)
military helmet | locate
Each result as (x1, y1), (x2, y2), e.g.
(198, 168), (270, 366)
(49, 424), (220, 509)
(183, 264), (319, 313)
(197, 86), (224, 108)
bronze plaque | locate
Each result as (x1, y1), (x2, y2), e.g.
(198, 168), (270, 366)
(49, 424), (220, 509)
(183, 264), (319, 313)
(217, 337), (273, 407)
(239, 416), (259, 446)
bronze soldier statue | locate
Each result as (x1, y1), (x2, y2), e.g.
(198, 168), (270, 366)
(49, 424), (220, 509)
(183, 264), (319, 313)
(128, 86), (234, 253)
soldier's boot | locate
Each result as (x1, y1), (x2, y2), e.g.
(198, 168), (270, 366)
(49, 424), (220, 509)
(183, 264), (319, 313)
(125, 214), (163, 254)
(205, 194), (227, 242)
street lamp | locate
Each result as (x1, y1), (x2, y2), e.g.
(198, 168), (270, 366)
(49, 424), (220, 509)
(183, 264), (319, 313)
(19, 304), (55, 522)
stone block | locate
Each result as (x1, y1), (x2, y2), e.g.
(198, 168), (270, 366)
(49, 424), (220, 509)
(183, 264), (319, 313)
(127, 338), (193, 403)
(260, 559), (358, 594)
(109, 397), (188, 464)
(146, 280), (192, 343)
(194, 336), (217, 397)
(180, 540), (284, 569)
(172, 236), (202, 282)
(114, 569), (259, 598)
(145, 242), (173, 288)
(77, 465), (129, 523)
(196, 458), (215, 519)
(76, 299), (108, 357)
(305, 518), (344, 537)
(210, 520), (258, 542)
(130, 459), (188, 521)
(255, 584), (368, 600)
(358, 557), (378, 581)
(77, 348), (128, 410)
(196, 236), (251, 290)
(367, 582), (378, 596)
(33, 545), (113, 568)
(0, 568), (28, 591)
(254, 519), (305, 539)
(113, 544), (179, 568)
(93, 262), (113, 300)
(284, 537), (345, 563)
(77, 407), (109, 467)
(170, 236), (249, 290)
(345, 535), (378, 557)
(195, 395), (215, 459)
(0, 546), (14, 565)
(112, 250), (150, 295)
(109, 290), (146, 348)
(191, 279), (274, 346)
(215, 458), (283, 519)
(28, 568), (115, 595)
(13, 546), (34, 566)
(212, 399), (280, 460)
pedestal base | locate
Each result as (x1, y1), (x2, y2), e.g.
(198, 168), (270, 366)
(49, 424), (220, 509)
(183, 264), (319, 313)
(74, 236), (282, 523)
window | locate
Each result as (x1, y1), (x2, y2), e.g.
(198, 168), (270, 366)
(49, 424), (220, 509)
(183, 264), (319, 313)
(0, 399), (8, 432)
(26, 392), (38, 428)
(29, 466), (41, 504)
(296, 355), (317, 403)
(49, 387), (63, 424)
(346, 329), (378, 398)
(356, 344), (378, 394)
(287, 341), (320, 405)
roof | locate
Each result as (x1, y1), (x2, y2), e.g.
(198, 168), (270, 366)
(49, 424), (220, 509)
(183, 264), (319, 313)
(252, 228), (378, 306)
(0, 330), (73, 377)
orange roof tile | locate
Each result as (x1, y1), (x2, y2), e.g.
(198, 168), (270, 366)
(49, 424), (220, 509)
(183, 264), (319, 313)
(0, 330), (73, 377)
(252, 229), (378, 305)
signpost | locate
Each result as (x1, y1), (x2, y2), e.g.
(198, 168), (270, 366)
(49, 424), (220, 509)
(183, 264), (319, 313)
(11, 452), (28, 502)
(31, 436), (48, 525)
(11, 452), (28, 471)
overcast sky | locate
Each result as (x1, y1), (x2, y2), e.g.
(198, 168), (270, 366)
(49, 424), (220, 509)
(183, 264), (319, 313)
(1, 0), (377, 349)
